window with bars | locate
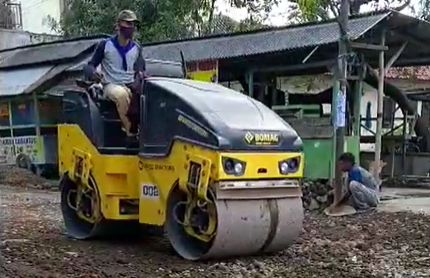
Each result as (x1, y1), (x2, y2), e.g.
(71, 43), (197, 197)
(0, 1), (22, 30)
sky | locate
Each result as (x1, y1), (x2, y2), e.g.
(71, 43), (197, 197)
(216, 0), (421, 26)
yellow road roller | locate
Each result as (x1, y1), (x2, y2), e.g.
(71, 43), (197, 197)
(58, 73), (304, 260)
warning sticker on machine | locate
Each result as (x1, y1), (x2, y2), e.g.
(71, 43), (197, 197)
(141, 184), (159, 199)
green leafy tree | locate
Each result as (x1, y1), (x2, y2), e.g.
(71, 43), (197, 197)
(200, 13), (267, 35)
(419, 0), (430, 20)
(228, 0), (280, 22)
(47, 0), (278, 42)
(190, 0), (272, 36)
(46, 0), (196, 42)
(288, 0), (412, 22)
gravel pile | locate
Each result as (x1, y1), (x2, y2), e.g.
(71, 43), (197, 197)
(1, 185), (430, 278)
(0, 165), (57, 190)
(301, 179), (334, 211)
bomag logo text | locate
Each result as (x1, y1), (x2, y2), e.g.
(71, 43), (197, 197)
(244, 132), (280, 145)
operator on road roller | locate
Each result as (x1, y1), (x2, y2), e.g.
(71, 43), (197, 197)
(83, 10), (144, 142)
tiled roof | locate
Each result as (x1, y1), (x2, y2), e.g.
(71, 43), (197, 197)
(385, 66), (430, 81)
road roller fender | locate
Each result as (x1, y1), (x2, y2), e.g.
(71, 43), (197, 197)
(164, 180), (185, 226)
(59, 173), (68, 192)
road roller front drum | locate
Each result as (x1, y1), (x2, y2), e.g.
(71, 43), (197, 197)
(166, 184), (304, 260)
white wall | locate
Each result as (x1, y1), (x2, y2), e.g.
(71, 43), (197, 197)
(360, 82), (423, 136)
(0, 29), (61, 50)
(0, 29), (30, 49)
(20, 0), (62, 34)
(359, 81), (427, 152)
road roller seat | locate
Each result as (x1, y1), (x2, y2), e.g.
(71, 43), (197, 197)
(62, 59), (186, 154)
(61, 79), (138, 154)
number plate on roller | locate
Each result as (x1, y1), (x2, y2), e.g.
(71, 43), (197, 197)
(141, 184), (159, 199)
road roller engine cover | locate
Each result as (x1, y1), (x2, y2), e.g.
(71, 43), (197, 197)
(58, 77), (305, 261)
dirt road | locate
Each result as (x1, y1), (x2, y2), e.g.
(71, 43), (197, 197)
(1, 183), (430, 278)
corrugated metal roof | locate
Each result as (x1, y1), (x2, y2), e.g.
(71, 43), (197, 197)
(65, 56), (182, 72)
(141, 13), (389, 62)
(0, 35), (107, 69)
(64, 54), (185, 78)
(0, 66), (54, 96)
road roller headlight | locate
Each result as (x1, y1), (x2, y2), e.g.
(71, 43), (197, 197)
(279, 162), (289, 174)
(278, 157), (300, 174)
(222, 157), (246, 176)
(234, 162), (243, 174)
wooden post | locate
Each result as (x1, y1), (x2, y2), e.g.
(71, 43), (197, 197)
(373, 30), (386, 189)
(247, 72), (254, 98)
(333, 0), (350, 205)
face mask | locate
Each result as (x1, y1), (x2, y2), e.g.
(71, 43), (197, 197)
(119, 26), (135, 39)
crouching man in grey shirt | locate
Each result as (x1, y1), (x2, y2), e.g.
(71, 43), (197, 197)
(84, 10), (145, 138)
